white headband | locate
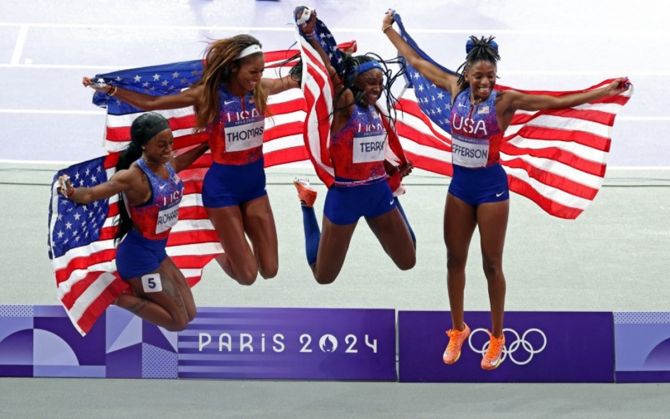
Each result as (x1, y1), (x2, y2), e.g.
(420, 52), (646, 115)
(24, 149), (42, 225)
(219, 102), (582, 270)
(296, 7), (312, 26)
(236, 44), (263, 60)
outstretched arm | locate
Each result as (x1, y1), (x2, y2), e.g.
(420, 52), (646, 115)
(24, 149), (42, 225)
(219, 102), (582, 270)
(381, 10), (459, 95)
(261, 75), (300, 95)
(171, 142), (210, 173)
(57, 169), (136, 205)
(502, 78), (630, 112)
(494, 78), (630, 132)
(83, 77), (202, 110)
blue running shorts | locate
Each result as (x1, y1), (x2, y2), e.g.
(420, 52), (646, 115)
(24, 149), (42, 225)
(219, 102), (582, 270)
(448, 163), (509, 206)
(202, 158), (267, 208)
(324, 178), (396, 225)
(116, 229), (168, 280)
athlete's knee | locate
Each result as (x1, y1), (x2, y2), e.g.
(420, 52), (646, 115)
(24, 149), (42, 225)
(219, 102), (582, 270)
(165, 322), (188, 332)
(447, 254), (467, 273)
(165, 311), (190, 332)
(225, 255), (259, 285)
(171, 319), (190, 332)
(259, 262), (278, 279)
(234, 268), (259, 286)
(482, 258), (504, 281)
(396, 252), (416, 271)
(188, 306), (197, 322)
(235, 274), (258, 286)
(313, 270), (337, 285)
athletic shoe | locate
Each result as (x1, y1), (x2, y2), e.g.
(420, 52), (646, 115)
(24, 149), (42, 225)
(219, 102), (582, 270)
(481, 332), (505, 370)
(442, 323), (471, 365)
(293, 178), (317, 207)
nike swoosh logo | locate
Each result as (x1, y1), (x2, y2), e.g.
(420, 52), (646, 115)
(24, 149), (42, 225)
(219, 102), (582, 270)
(495, 191), (505, 197)
(224, 100), (236, 105)
(159, 184), (167, 190)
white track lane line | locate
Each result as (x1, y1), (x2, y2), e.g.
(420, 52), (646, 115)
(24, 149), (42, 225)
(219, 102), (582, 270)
(0, 22), (665, 36)
(0, 109), (104, 115)
(0, 64), (120, 70)
(9, 24), (29, 65)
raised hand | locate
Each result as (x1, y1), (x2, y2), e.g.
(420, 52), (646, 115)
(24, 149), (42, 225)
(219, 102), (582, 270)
(295, 6), (317, 37)
(382, 9), (395, 31)
(605, 77), (631, 96)
(56, 174), (74, 198)
(82, 76), (115, 95)
(398, 162), (413, 178)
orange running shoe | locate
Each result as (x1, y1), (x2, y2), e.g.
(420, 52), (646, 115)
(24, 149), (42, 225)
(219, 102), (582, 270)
(442, 323), (471, 365)
(293, 178), (317, 207)
(481, 332), (506, 370)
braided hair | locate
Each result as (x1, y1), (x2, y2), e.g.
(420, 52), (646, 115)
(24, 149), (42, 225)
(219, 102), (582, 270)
(114, 112), (170, 243)
(456, 36), (500, 91)
(336, 53), (406, 122)
(282, 51), (302, 85)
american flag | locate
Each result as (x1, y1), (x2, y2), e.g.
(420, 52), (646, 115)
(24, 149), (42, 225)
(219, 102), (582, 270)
(49, 51), (307, 335)
(47, 152), (224, 336)
(96, 51), (308, 164)
(297, 29), (336, 186)
(392, 13), (633, 219)
(48, 155), (129, 335)
(296, 19), (408, 188)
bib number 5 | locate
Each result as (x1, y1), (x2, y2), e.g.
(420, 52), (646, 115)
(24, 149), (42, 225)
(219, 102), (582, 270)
(141, 273), (163, 293)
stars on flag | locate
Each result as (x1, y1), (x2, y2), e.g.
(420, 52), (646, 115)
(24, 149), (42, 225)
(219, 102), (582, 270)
(50, 156), (111, 258)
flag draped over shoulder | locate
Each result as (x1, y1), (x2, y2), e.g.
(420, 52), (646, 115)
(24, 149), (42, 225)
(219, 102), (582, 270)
(48, 51), (307, 335)
(392, 13), (633, 219)
(296, 18), (408, 188)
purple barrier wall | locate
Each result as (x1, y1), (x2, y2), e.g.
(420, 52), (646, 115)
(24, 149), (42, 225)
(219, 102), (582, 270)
(4, 305), (668, 383)
(0, 305), (395, 381)
(0, 305), (177, 378)
(178, 307), (396, 380)
(398, 311), (615, 382)
(614, 312), (670, 383)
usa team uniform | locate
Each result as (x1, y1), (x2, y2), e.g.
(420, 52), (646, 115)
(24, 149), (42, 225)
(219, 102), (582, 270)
(448, 88), (510, 206)
(202, 85), (267, 208)
(325, 104), (397, 225)
(116, 159), (184, 280)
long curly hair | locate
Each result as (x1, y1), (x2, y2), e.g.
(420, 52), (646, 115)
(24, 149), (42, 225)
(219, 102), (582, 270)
(196, 35), (268, 129)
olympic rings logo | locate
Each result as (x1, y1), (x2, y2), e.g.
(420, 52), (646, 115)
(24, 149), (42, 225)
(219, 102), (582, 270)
(467, 328), (548, 366)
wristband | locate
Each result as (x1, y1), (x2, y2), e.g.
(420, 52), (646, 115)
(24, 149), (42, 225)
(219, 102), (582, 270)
(382, 24), (393, 33)
(108, 86), (118, 96)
